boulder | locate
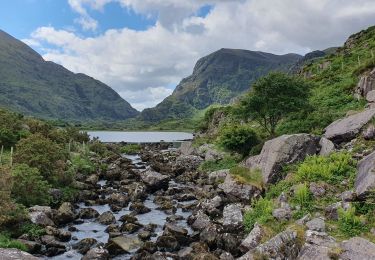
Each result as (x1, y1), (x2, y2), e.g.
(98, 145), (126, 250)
(0, 249), (39, 260)
(82, 247), (109, 260)
(175, 155), (204, 172)
(55, 202), (75, 224)
(40, 235), (65, 249)
(16, 239), (42, 254)
(324, 108), (375, 144)
(179, 141), (196, 156)
(297, 244), (332, 260)
(366, 90), (375, 102)
(129, 202), (151, 214)
(223, 204), (243, 231)
(73, 238), (97, 254)
(197, 144), (225, 161)
(272, 205), (292, 221)
(239, 223), (264, 253)
(355, 68), (375, 97)
(325, 202), (351, 220)
(245, 134), (319, 183)
(45, 226), (71, 242)
(29, 211), (55, 227)
(340, 237), (375, 260)
(208, 169), (229, 184)
(164, 223), (189, 245)
(363, 124), (375, 140)
(178, 247), (194, 259)
(85, 174), (99, 186)
(306, 218), (325, 232)
(139, 169), (170, 192)
(319, 137), (335, 156)
(106, 236), (142, 254)
(156, 235), (180, 252)
(108, 193), (129, 208)
(218, 174), (261, 202)
(355, 150), (375, 199)
(98, 211), (116, 225)
(79, 208), (100, 219)
(190, 211), (211, 231)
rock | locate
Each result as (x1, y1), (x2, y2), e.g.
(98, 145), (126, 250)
(106, 236), (142, 254)
(340, 190), (356, 202)
(108, 193), (129, 208)
(363, 124), (375, 140)
(16, 239), (42, 254)
(309, 182), (326, 197)
(73, 238), (97, 254)
(140, 169), (170, 191)
(340, 237), (375, 260)
(366, 90), (375, 102)
(220, 252), (234, 260)
(306, 218), (325, 232)
(208, 169), (229, 184)
(179, 141), (196, 156)
(55, 202), (75, 224)
(355, 150), (375, 199)
(0, 248), (39, 260)
(297, 244), (332, 260)
(304, 230), (337, 247)
(156, 235), (180, 252)
(164, 223), (189, 245)
(319, 137), (335, 156)
(120, 222), (143, 233)
(325, 202), (350, 220)
(86, 174), (99, 186)
(178, 247), (194, 259)
(223, 204), (243, 231)
(356, 68), (375, 97)
(29, 211), (55, 227)
(175, 155), (204, 172)
(198, 144), (225, 161)
(193, 253), (219, 260)
(98, 211), (116, 225)
(45, 226), (71, 242)
(79, 208), (100, 219)
(82, 247), (109, 260)
(138, 230), (152, 241)
(239, 223), (264, 252)
(40, 235), (65, 249)
(218, 174), (261, 202)
(217, 233), (241, 256)
(272, 205), (291, 221)
(245, 134), (319, 183)
(200, 224), (220, 248)
(324, 108), (375, 144)
(49, 188), (63, 202)
(190, 211), (211, 231)
(129, 202), (151, 214)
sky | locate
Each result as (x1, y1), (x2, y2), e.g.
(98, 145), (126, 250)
(1, 0), (375, 111)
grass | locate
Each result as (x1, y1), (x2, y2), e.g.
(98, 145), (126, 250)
(0, 233), (27, 251)
(199, 156), (239, 172)
(120, 144), (141, 154)
(230, 166), (264, 189)
(338, 206), (368, 237)
(243, 198), (274, 232)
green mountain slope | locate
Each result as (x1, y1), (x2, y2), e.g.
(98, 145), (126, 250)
(140, 48), (301, 122)
(0, 30), (139, 122)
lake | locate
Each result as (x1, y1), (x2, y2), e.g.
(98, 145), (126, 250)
(87, 131), (193, 143)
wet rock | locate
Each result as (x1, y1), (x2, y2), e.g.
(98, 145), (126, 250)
(0, 248), (39, 260)
(219, 174), (261, 202)
(40, 235), (66, 249)
(245, 134), (319, 183)
(306, 218), (325, 232)
(106, 236), (142, 255)
(138, 230), (152, 241)
(340, 237), (375, 260)
(319, 137), (335, 156)
(324, 108), (375, 144)
(85, 174), (99, 186)
(355, 150), (375, 199)
(363, 124), (375, 140)
(121, 222), (143, 233)
(223, 204), (243, 231)
(119, 214), (138, 223)
(73, 238), (97, 254)
(156, 235), (180, 252)
(55, 202), (75, 225)
(82, 247), (109, 260)
(79, 208), (100, 219)
(98, 211), (116, 225)
(140, 169), (170, 192)
(108, 193), (129, 208)
(16, 239), (42, 254)
(126, 183), (147, 201)
(129, 201), (151, 214)
(239, 223), (264, 253)
(45, 226), (71, 242)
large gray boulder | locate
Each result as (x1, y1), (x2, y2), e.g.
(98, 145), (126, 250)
(139, 169), (170, 191)
(244, 134), (319, 184)
(218, 174), (261, 202)
(223, 204), (243, 231)
(324, 108), (375, 144)
(179, 141), (195, 156)
(319, 137), (335, 156)
(355, 68), (375, 98)
(239, 223), (264, 253)
(355, 150), (375, 199)
(0, 249), (39, 260)
(340, 237), (375, 260)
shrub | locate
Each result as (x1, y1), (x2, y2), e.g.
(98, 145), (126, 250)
(338, 206), (367, 236)
(120, 144), (141, 154)
(20, 223), (45, 239)
(295, 152), (356, 185)
(243, 198), (273, 232)
(11, 164), (51, 207)
(217, 124), (259, 156)
(89, 139), (108, 156)
(199, 156), (239, 172)
(0, 233), (27, 251)
(230, 166), (264, 189)
(291, 183), (314, 218)
(65, 127), (90, 143)
(70, 153), (96, 175)
(14, 134), (67, 181)
(0, 128), (18, 148)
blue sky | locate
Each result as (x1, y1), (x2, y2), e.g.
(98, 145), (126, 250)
(1, 0), (375, 111)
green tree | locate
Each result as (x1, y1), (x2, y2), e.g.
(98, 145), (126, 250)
(239, 72), (310, 136)
(11, 164), (51, 207)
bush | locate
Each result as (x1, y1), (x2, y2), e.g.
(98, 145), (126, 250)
(70, 153), (96, 175)
(14, 134), (67, 181)
(0, 128), (18, 148)
(89, 139), (108, 156)
(217, 124), (259, 156)
(20, 223), (45, 240)
(0, 233), (27, 251)
(243, 198), (273, 232)
(230, 166), (264, 189)
(199, 156), (239, 172)
(295, 152), (356, 185)
(11, 164), (52, 207)
(120, 144), (141, 154)
(338, 206), (367, 236)
(292, 183), (314, 218)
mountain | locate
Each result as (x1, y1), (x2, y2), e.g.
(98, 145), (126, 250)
(140, 48), (301, 122)
(0, 30), (139, 122)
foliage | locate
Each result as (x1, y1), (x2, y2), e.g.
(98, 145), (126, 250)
(338, 206), (367, 236)
(20, 223), (45, 240)
(89, 139), (108, 156)
(243, 198), (274, 232)
(291, 183), (314, 218)
(265, 180), (293, 200)
(238, 72), (310, 136)
(11, 164), (51, 207)
(14, 134), (67, 182)
(230, 166), (264, 189)
(295, 152), (356, 185)
(217, 124), (259, 156)
(70, 153), (96, 175)
(0, 233), (27, 251)
(199, 156), (239, 172)
(120, 144), (141, 154)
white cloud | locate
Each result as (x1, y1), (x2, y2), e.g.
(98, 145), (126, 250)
(26, 0), (375, 110)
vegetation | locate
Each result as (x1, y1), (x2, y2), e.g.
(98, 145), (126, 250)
(243, 198), (274, 232)
(338, 206), (367, 236)
(120, 144), (142, 154)
(230, 166), (264, 189)
(0, 233), (27, 251)
(199, 156), (239, 172)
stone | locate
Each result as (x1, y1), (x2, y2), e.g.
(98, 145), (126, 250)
(200, 224), (220, 248)
(40, 235), (65, 249)
(223, 204), (243, 230)
(106, 236), (142, 254)
(79, 208), (100, 219)
(297, 244), (332, 260)
(198, 144), (225, 161)
(16, 239), (42, 254)
(340, 237), (375, 260)
(190, 211), (211, 231)
(129, 202), (151, 214)
(73, 238), (97, 254)
(208, 169), (229, 184)
(239, 223), (264, 252)
(82, 247), (110, 260)
(366, 90), (375, 102)
(29, 211), (55, 227)
(218, 174), (261, 202)
(272, 206), (291, 221)
(98, 211), (116, 225)
(85, 174), (99, 186)
(0, 248), (39, 260)
(306, 218), (325, 232)
(325, 202), (351, 220)
(108, 193), (129, 208)
(139, 169), (170, 191)
(319, 137), (335, 156)
(156, 235), (180, 252)
(193, 253), (219, 260)
(45, 226), (71, 242)
(356, 68), (375, 97)
(363, 124), (375, 140)
(179, 141), (196, 156)
(220, 252), (234, 260)
(178, 247), (194, 259)
(245, 134), (319, 183)
(55, 202), (75, 224)
(175, 155), (204, 172)
(340, 190), (356, 202)
(309, 182), (326, 197)
(138, 230), (152, 241)
(324, 108), (375, 144)
(120, 222), (143, 233)
(217, 233), (241, 255)
(355, 150), (375, 199)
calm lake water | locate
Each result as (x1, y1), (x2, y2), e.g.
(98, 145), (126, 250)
(87, 131), (193, 143)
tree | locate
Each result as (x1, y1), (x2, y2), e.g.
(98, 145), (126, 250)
(239, 72), (310, 136)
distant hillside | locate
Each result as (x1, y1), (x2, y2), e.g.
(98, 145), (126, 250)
(0, 30), (139, 122)
(140, 48), (301, 122)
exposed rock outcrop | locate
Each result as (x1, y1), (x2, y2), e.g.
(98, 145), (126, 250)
(355, 150), (375, 199)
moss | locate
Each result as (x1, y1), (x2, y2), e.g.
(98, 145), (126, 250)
(230, 166), (264, 189)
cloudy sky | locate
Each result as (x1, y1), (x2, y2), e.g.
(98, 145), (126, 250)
(1, 0), (375, 110)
